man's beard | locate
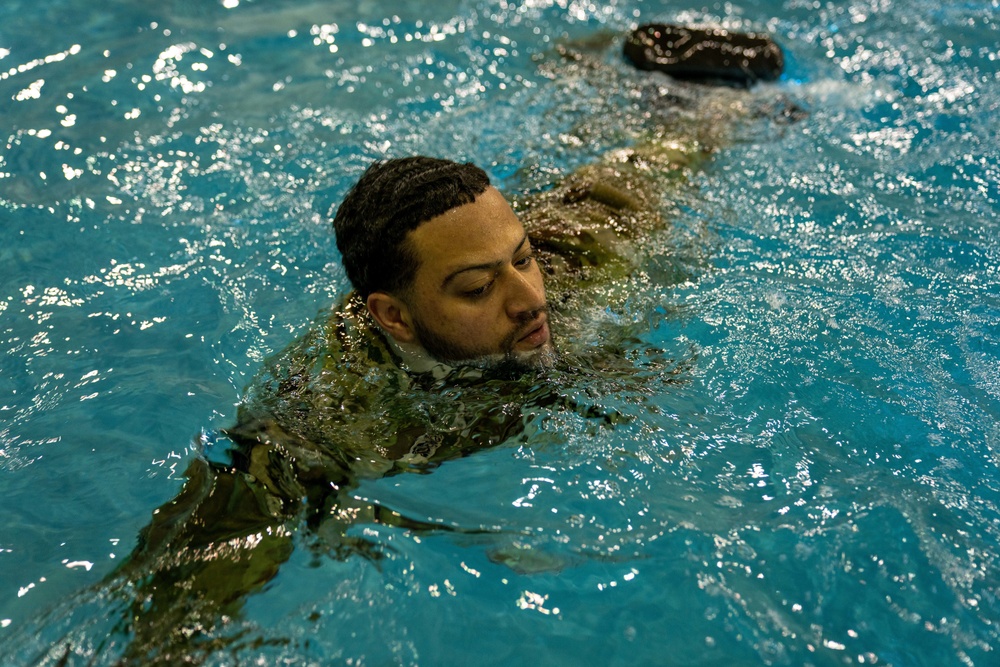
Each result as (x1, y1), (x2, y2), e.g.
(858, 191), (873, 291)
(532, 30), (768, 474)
(410, 307), (555, 371)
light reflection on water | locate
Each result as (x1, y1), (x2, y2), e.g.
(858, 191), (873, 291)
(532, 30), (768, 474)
(2, 0), (999, 665)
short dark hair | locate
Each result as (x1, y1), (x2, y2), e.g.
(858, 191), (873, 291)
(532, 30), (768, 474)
(333, 157), (491, 299)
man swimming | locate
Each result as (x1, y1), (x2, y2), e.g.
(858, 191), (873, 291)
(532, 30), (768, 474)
(81, 24), (796, 664)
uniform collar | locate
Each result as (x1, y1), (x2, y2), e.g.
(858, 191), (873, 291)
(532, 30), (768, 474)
(386, 337), (458, 379)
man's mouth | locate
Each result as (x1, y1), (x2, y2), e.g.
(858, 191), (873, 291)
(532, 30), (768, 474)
(515, 317), (550, 349)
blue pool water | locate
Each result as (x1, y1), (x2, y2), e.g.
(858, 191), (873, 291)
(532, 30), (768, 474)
(2, 0), (999, 664)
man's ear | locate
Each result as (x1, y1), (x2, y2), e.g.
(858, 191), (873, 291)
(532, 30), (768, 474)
(366, 291), (417, 344)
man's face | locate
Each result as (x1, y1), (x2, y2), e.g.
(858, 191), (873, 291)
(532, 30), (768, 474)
(396, 187), (552, 365)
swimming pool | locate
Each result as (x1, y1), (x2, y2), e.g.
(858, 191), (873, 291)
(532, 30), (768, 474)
(2, 0), (998, 664)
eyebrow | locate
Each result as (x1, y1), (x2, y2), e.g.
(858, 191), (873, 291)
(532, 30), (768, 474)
(440, 233), (529, 289)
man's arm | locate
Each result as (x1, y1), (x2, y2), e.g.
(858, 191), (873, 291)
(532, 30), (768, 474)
(517, 24), (796, 296)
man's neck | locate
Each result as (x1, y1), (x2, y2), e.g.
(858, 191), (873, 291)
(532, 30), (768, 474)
(385, 337), (458, 379)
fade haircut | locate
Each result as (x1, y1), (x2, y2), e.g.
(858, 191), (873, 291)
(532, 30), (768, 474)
(333, 157), (491, 299)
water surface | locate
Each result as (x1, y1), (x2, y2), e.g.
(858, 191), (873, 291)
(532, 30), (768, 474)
(2, 0), (998, 665)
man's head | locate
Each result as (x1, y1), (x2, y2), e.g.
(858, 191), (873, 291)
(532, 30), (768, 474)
(334, 157), (490, 300)
(333, 156), (552, 366)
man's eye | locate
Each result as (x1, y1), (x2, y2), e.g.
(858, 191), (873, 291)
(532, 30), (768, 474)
(514, 254), (534, 267)
(464, 281), (492, 298)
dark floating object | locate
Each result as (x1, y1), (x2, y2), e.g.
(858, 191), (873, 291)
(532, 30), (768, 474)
(624, 23), (784, 86)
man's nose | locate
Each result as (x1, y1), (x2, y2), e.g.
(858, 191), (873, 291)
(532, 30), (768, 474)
(504, 268), (546, 319)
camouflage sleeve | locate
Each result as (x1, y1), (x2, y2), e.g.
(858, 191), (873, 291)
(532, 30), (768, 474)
(517, 137), (709, 295)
